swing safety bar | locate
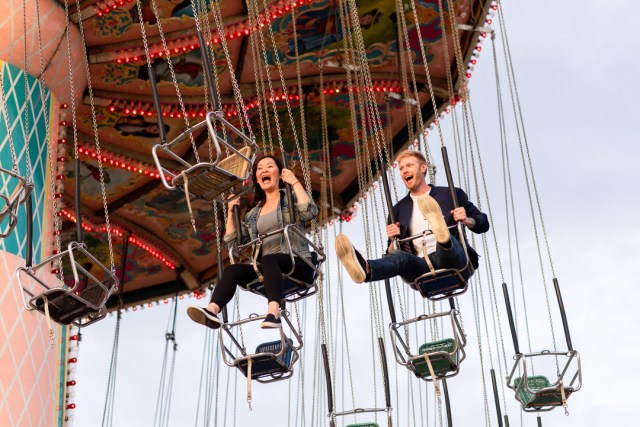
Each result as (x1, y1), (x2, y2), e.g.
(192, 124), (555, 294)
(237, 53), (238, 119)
(389, 309), (466, 381)
(219, 310), (302, 383)
(397, 222), (472, 301)
(230, 224), (326, 303)
(0, 167), (33, 238)
(17, 241), (119, 327)
(329, 407), (393, 427)
(151, 111), (258, 199)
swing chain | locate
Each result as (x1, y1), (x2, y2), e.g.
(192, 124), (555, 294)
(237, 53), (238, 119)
(75, 0), (117, 273)
(22, 0), (32, 180)
(149, 0), (200, 163)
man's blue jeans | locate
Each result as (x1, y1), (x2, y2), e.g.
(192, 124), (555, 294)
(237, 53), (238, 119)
(367, 237), (472, 283)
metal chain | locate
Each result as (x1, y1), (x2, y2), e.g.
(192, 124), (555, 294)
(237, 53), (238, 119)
(496, 0), (556, 277)
(209, 1), (254, 139)
(245, 0), (286, 157)
(246, 18), (272, 154)
(194, 0), (214, 161)
(34, 0), (63, 270)
(63, 0), (79, 159)
(470, 275), (492, 427)
(258, 0), (312, 190)
(198, 0), (228, 160)
(149, 0), (199, 162)
(21, 0), (32, 180)
(74, 1), (116, 272)
(395, 0), (435, 171)
(289, 6), (311, 193)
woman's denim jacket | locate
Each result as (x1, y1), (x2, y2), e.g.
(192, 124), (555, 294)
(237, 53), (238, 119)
(224, 189), (318, 261)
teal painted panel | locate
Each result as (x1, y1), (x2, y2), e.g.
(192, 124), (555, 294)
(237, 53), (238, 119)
(0, 61), (52, 262)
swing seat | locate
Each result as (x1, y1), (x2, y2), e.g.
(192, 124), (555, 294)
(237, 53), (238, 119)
(17, 241), (119, 327)
(235, 338), (295, 382)
(346, 423), (379, 427)
(514, 376), (573, 409)
(411, 269), (467, 301)
(170, 146), (252, 201)
(152, 111), (257, 202)
(30, 286), (107, 325)
(410, 338), (458, 379)
(245, 252), (320, 303)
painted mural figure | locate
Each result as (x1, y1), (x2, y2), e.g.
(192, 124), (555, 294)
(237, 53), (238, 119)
(187, 156), (318, 329)
(335, 149), (489, 285)
(287, 2), (381, 56)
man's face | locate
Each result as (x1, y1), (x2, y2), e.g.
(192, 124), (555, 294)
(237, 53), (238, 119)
(398, 156), (427, 191)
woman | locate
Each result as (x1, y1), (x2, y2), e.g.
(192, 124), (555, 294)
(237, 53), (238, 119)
(187, 155), (318, 329)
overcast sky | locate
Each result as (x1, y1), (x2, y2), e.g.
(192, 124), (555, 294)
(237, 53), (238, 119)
(73, 1), (639, 426)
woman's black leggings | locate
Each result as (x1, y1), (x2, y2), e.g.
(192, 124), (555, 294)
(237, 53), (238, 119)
(209, 254), (315, 308)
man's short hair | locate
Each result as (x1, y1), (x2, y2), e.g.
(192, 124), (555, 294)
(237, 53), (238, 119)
(396, 149), (427, 166)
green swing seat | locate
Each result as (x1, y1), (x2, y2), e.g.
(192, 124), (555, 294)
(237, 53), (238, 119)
(409, 338), (458, 379)
(346, 423), (379, 427)
(514, 376), (572, 408)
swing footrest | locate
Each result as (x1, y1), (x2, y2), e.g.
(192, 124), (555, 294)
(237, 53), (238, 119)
(169, 146), (252, 201)
(514, 376), (573, 408)
(30, 287), (106, 325)
(412, 270), (467, 300)
(410, 338), (459, 379)
(235, 339), (295, 381)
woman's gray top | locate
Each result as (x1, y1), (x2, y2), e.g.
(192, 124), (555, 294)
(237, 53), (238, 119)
(257, 209), (281, 256)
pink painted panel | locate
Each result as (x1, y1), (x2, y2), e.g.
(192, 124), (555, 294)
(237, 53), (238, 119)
(0, 251), (59, 427)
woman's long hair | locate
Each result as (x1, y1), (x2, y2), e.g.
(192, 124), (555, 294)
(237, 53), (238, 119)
(252, 155), (285, 206)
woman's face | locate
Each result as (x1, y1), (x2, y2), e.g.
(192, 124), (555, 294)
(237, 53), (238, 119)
(255, 157), (281, 193)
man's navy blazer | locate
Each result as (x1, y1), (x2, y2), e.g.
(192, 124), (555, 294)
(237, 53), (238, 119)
(386, 185), (489, 269)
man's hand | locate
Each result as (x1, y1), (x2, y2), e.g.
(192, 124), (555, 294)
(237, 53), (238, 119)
(386, 222), (401, 239)
(452, 207), (475, 228)
(451, 207), (467, 222)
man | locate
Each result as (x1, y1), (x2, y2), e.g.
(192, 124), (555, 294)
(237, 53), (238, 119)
(336, 149), (489, 285)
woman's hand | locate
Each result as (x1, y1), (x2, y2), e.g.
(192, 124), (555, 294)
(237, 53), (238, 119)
(280, 168), (300, 186)
(227, 194), (241, 211)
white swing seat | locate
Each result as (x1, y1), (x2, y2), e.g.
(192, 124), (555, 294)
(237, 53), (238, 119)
(152, 111), (257, 202)
(170, 145), (253, 201)
(17, 241), (119, 327)
(0, 167), (33, 238)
